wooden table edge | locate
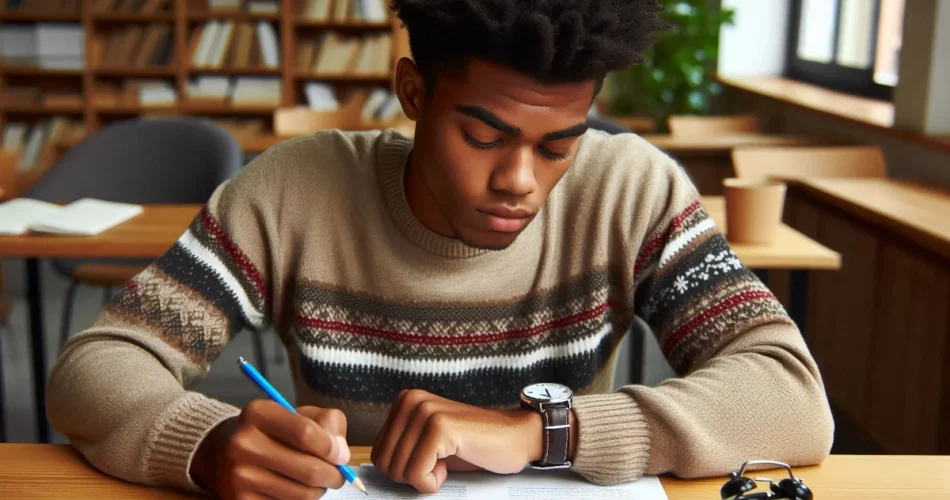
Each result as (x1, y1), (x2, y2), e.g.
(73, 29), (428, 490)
(790, 179), (950, 262)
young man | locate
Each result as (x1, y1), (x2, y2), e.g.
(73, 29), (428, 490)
(48, 1), (834, 498)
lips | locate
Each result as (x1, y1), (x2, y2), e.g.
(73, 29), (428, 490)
(478, 207), (535, 233)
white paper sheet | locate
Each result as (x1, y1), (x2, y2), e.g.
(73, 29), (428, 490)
(323, 465), (668, 500)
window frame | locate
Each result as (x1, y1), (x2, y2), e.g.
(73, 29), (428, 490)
(785, 0), (893, 100)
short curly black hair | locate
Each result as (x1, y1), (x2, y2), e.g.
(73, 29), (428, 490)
(390, 0), (671, 93)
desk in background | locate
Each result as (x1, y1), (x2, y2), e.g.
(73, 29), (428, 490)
(1, 444), (948, 499)
(0, 205), (200, 443)
(641, 134), (822, 195)
(0, 199), (838, 442)
(783, 178), (950, 457)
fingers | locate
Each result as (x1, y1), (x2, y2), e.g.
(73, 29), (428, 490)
(233, 428), (346, 491)
(373, 390), (455, 494)
(372, 389), (421, 472)
(244, 400), (347, 465)
(388, 400), (444, 482)
(231, 464), (327, 500)
(403, 427), (449, 494)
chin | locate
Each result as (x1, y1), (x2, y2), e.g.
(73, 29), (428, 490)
(459, 230), (520, 251)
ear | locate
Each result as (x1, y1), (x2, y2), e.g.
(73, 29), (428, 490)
(393, 57), (426, 121)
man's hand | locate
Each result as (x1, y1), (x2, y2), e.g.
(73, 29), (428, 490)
(371, 389), (549, 494)
(190, 400), (350, 499)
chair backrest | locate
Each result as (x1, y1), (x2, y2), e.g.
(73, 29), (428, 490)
(731, 145), (887, 182)
(668, 114), (760, 136)
(28, 118), (243, 204)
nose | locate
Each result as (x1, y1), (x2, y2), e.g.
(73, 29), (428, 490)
(490, 146), (537, 197)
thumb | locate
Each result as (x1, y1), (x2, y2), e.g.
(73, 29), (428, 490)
(426, 459), (448, 493)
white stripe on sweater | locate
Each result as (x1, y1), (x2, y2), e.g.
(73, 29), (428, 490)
(299, 322), (612, 375)
(178, 230), (265, 329)
(659, 218), (717, 267)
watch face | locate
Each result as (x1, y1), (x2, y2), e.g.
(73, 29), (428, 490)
(522, 383), (572, 404)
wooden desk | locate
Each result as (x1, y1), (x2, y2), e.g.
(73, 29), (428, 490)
(791, 178), (950, 261)
(702, 197), (840, 270)
(0, 201), (837, 443)
(783, 178), (950, 456)
(641, 133), (822, 196)
(1, 445), (948, 499)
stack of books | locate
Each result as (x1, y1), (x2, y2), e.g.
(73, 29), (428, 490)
(301, 0), (389, 23)
(297, 32), (391, 76)
(94, 24), (174, 68)
(189, 20), (281, 70)
(0, 23), (84, 69)
(186, 76), (282, 107)
(1, 117), (80, 172)
(93, 80), (178, 107)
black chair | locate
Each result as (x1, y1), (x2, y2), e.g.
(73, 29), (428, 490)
(28, 118), (271, 376)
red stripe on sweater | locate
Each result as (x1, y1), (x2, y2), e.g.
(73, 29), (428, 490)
(661, 289), (774, 355)
(296, 301), (611, 346)
(199, 207), (267, 298)
(634, 201), (702, 276)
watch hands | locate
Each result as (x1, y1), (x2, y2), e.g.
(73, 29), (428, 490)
(544, 388), (551, 398)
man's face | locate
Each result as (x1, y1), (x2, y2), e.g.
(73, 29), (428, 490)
(401, 59), (594, 251)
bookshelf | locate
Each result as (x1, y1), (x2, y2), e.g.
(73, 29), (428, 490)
(0, 0), (410, 150)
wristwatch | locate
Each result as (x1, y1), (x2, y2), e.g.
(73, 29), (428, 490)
(520, 382), (574, 469)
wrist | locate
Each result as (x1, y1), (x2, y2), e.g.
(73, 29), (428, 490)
(510, 408), (578, 464)
(190, 416), (238, 490)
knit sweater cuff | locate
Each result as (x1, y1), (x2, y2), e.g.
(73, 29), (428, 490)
(571, 392), (650, 485)
(144, 392), (241, 492)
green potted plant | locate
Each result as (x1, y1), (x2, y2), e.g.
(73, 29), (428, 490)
(605, 0), (735, 132)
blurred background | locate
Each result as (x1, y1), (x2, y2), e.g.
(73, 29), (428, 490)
(0, 0), (948, 464)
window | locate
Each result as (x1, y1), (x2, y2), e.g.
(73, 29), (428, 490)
(787, 0), (904, 100)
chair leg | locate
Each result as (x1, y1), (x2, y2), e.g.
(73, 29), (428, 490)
(103, 287), (113, 306)
(59, 281), (80, 350)
(0, 322), (6, 443)
(272, 332), (284, 365)
(251, 330), (268, 379)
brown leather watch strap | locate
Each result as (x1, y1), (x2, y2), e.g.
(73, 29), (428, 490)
(538, 406), (570, 467)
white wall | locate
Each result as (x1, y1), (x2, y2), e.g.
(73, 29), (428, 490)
(718, 0), (790, 76)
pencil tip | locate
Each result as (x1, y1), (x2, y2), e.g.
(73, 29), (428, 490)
(236, 357), (246, 366)
(352, 478), (368, 495)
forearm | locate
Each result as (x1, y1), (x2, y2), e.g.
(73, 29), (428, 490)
(48, 333), (239, 491)
(569, 324), (833, 485)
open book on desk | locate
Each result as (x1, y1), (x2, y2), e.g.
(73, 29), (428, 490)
(0, 198), (144, 236)
(324, 465), (668, 500)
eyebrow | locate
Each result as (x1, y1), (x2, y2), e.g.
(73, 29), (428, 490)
(455, 105), (589, 142)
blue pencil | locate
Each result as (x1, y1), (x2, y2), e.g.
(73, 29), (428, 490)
(237, 357), (368, 496)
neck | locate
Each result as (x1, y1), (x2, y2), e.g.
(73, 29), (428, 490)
(404, 150), (456, 238)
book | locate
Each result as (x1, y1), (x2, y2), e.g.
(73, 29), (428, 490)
(354, 0), (387, 21)
(1, 123), (28, 153)
(333, 0), (350, 21)
(199, 21), (224, 68)
(256, 21), (280, 68)
(304, 82), (338, 111)
(304, 0), (332, 21)
(231, 22), (255, 68)
(360, 87), (390, 122)
(0, 198), (144, 236)
(210, 21), (234, 68)
(248, 0), (278, 14)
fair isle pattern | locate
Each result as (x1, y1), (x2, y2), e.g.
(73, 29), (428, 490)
(106, 206), (269, 366)
(636, 202), (792, 374)
(293, 271), (625, 407)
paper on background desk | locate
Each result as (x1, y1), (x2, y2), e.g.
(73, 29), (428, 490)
(323, 465), (668, 500)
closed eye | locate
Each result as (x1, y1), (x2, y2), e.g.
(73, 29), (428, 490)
(539, 146), (572, 161)
(462, 130), (502, 149)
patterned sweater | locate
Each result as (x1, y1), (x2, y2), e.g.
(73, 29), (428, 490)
(47, 129), (834, 492)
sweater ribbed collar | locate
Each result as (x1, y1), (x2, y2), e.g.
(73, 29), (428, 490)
(377, 130), (513, 259)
